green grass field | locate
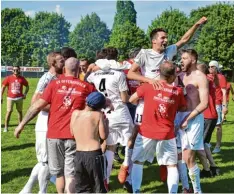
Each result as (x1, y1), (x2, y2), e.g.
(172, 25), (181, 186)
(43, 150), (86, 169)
(1, 78), (234, 193)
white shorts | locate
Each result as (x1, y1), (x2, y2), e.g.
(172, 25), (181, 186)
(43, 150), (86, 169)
(106, 119), (133, 146)
(36, 131), (48, 163)
(179, 113), (204, 151)
(131, 133), (177, 165)
(174, 112), (191, 151)
(134, 100), (144, 126)
(35, 111), (49, 132)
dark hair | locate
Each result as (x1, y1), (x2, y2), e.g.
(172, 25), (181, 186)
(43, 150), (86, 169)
(13, 65), (20, 69)
(197, 63), (209, 74)
(128, 48), (141, 59)
(96, 47), (118, 60)
(61, 47), (77, 60)
(150, 28), (166, 41)
(160, 61), (176, 78)
(181, 49), (198, 63)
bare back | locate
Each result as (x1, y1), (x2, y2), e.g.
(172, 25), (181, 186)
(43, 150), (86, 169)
(71, 109), (102, 151)
(183, 70), (207, 111)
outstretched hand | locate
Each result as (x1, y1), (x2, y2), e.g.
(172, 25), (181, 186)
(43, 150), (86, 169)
(196, 16), (207, 26)
(146, 78), (163, 90)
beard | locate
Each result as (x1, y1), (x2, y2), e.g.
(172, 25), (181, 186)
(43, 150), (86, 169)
(55, 66), (63, 74)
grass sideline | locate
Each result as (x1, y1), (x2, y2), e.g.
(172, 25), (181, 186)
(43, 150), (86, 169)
(1, 78), (234, 193)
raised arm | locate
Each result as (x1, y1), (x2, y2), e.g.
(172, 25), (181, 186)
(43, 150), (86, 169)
(14, 99), (48, 138)
(127, 62), (148, 83)
(176, 17), (207, 49)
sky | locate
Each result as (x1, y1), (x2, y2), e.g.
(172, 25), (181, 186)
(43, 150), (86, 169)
(1, 1), (225, 32)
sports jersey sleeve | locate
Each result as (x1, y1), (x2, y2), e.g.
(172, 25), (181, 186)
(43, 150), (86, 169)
(35, 75), (50, 93)
(165, 44), (177, 60)
(219, 74), (227, 88)
(86, 72), (94, 84)
(40, 81), (54, 104)
(118, 72), (128, 92)
(136, 84), (146, 99)
(2, 77), (9, 86)
(133, 49), (146, 68)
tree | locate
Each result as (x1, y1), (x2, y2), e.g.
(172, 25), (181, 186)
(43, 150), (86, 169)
(106, 21), (148, 60)
(112, 0), (137, 29)
(30, 12), (71, 67)
(189, 3), (234, 71)
(69, 13), (110, 60)
(1, 8), (32, 66)
(148, 8), (189, 46)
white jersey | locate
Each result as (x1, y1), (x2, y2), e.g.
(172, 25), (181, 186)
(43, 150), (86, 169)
(87, 69), (132, 122)
(134, 44), (177, 79)
(35, 72), (57, 132)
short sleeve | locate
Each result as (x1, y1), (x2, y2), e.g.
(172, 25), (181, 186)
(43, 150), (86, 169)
(118, 72), (128, 92)
(165, 44), (177, 60)
(35, 75), (50, 93)
(219, 75), (227, 89)
(86, 72), (94, 84)
(136, 84), (147, 99)
(2, 77), (9, 86)
(133, 49), (146, 68)
(40, 81), (54, 104)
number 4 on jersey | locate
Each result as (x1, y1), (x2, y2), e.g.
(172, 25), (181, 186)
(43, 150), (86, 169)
(99, 78), (108, 97)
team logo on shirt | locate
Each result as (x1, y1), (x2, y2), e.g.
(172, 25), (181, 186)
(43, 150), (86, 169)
(63, 96), (72, 107)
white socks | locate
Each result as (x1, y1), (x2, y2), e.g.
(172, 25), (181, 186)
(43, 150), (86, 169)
(189, 164), (202, 193)
(131, 163), (143, 193)
(105, 150), (114, 184)
(178, 160), (190, 190)
(123, 147), (133, 166)
(167, 166), (179, 193)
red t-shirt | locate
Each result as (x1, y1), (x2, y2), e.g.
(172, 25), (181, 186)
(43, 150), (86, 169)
(2, 75), (28, 98)
(215, 74), (227, 105)
(41, 76), (95, 139)
(123, 60), (141, 95)
(203, 77), (218, 119)
(137, 82), (187, 140)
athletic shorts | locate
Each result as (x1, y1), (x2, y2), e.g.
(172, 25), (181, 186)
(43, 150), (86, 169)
(204, 118), (217, 143)
(47, 138), (76, 177)
(216, 105), (222, 125)
(75, 149), (107, 193)
(36, 131), (48, 163)
(134, 100), (144, 126)
(179, 113), (204, 151)
(131, 133), (177, 165)
(7, 98), (23, 112)
(106, 119), (133, 146)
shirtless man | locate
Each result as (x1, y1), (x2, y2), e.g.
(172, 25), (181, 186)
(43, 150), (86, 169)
(70, 92), (109, 193)
(179, 49), (209, 193)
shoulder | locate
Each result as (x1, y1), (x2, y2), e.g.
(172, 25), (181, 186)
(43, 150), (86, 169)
(71, 109), (80, 118)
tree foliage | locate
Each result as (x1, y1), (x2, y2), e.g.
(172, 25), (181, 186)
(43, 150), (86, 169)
(112, 0), (137, 29)
(69, 13), (110, 61)
(1, 8), (32, 66)
(148, 8), (189, 46)
(30, 12), (71, 67)
(189, 3), (234, 69)
(106, 21), (148, 60)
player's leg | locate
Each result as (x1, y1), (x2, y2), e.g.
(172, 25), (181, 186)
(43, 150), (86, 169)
(4, 99), (13, 132)
(131, 134), (156, 193)
(213, 105), (222, 153)
(156, 138), (179, 193)
(15, 98), (23, 123)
